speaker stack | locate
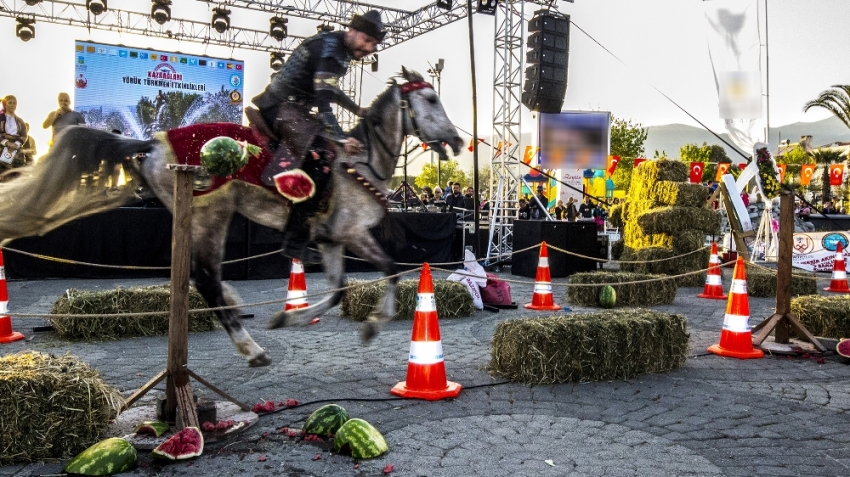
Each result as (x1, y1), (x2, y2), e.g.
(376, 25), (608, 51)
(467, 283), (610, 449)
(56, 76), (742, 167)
(522, 10), (570, 114)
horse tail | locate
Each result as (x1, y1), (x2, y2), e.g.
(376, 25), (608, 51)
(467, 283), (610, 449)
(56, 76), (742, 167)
(0, 127), (157, 244)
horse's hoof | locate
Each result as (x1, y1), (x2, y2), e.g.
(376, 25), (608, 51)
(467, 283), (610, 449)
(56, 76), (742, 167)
(268, 311), (289, 329)
(248, 353), (272, 367)
(360, 321), (378, 344)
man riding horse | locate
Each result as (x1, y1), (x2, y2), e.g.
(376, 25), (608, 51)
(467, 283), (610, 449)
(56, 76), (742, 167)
(247, 10), (386, 261)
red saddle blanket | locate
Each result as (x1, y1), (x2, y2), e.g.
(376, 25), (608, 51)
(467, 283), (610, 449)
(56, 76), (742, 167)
(166, 123), (274, 196)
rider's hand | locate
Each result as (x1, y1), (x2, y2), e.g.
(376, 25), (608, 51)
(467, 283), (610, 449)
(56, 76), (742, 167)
(344, 137), (363, 155)
(356, 107), (369, 118)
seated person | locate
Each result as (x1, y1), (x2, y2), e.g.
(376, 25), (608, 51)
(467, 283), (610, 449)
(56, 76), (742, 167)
(517, 198), (530, 220)
(0, 95), (29, 169)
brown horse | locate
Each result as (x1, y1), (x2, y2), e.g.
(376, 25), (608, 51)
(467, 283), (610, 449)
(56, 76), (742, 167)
(0, 68), (462, 367)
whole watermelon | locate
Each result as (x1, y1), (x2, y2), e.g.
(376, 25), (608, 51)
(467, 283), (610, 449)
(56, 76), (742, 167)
(333, 418), (388, 459)
(64, 437), (137, 476)
(303, 404), (350, 436)
(200, 136), (248, 176)
(599, 285), (616, 309)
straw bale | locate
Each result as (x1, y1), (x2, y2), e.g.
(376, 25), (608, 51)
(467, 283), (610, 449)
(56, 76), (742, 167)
(790, 294), (850, 338)
(629, 160), (688, 200)
(489, 310), (689, 384)
(341, 279), (474, 321)
(50, 285), (219, 340)
(566, 271), (677, 307)
(744, 265), (818, 298)
(636, 206), (721, 236)
(611, 239), (624, 260)
(671, 231), (706, 254)
(623, 220), (672, 250)
(0, 352), (123, 464)
(650, 181), (708, 208)
(608, 204), (623, 228)
(619, 247), (708, 288)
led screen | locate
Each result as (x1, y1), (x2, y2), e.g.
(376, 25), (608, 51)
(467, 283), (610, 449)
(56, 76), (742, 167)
(74, 41), (244, 139)
(539, 111), (610, 170)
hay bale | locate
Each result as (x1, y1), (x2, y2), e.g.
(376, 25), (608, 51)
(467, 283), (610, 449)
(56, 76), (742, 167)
(608, 204), (624, 228)
(671, 231), (706, 255)
(341, 279), (474, 321)
(650, 181), (708, 208)
(623, 219), (672, 250)
(0, 352), (123, 465)
(629, 160), (689, 200)
(619, 247), (708, 288)
(744, 264), (818, 297)
(489, 310), (689, 384)
(611, 239), (624, 260)
(636, 206), (721, 235)
(790, 294), (850, 338)
(50, 285), (219, 340)
(567, 271), (677, 307)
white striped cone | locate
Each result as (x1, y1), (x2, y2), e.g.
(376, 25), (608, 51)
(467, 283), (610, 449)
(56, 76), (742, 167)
(825, 243), (849, 292)
(707, 257), (763, 359)
(698, 243), (727, 300)
(285, 259), (308, 310)
(524, 241), (561, 311)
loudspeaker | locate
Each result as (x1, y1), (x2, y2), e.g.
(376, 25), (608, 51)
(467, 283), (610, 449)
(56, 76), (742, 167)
(511, 221), (598, 278)
(522, 11), (570, 114)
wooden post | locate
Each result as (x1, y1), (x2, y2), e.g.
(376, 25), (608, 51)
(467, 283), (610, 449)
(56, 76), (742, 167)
(164, 164), (199, 428)
(719, 182), (751, 261)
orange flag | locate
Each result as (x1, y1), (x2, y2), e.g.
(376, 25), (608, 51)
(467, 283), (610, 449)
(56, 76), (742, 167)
(776, 163), (786, 183)
(422, 143), (429, 151)
(715, 163), (730, 181)
(493, 141), (504, 158)
(829, 164), (845, 186)
(800, 164), (816, 186)
(522, 145), (535, 165)
(467, 138), (484, 152)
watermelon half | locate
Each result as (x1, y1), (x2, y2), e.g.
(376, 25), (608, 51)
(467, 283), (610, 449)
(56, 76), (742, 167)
(273, 170), (316, 203)
(134, 420), (169, 438)
(64, 437), (137, 476)
(151, 427), (204, 460)
(303, 404), (350, 436)
(333, 418), (388, 459)
(599, 285), (616, 309)
(837, 338), (850, 358)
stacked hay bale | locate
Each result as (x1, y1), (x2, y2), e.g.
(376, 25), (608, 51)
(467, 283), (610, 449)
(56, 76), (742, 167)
(745, 263), (818, 297)
(567, 271), (677, 307)
(341, 279), (474, 321)
(790, 295), (850, 338)
(615, 160), (720, 287)
(0, 352), (123, 464)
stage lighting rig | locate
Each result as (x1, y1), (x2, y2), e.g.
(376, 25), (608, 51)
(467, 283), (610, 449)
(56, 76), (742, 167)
(151, 0), (172, 25)
(436, 0), (452, 10)
(476, 0), (497, 15)
(270, 52), (285, 71)
(16, 17), (35, 42)
(269, 16), (287, 41)
(24, 0), (42, 6)
(316, 23), (334, 33)
(211, 7), (231, 34)
(86, 0), (107, 16)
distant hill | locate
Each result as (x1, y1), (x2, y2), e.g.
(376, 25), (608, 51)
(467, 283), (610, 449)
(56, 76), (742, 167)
(644, 116), (850, 159)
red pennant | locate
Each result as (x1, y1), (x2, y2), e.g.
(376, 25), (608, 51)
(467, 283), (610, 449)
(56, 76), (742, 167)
(800, 164), (816, 186)
(422, 143), (429, 151)
(738, 163), (747, 170)
(607, 156), (620, 175)
(829, 164), (845, 186)
(715, 163), (730, 181)
(633, 158), (646, 168)
(689, 162), (703, 183)
(776, 163), (786, 183)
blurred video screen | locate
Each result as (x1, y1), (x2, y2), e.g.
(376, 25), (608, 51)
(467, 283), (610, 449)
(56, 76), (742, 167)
(539, 111), (610, 169)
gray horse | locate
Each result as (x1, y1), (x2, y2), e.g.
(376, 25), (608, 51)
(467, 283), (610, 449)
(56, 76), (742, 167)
(0, 68), (462, 367)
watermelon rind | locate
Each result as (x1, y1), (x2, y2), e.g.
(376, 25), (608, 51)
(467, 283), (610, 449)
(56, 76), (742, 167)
(64, 437), (137, 476)
(200, 136), (248, 177)
(303, 404), (350, 436)
(599, 285), (616, 309)
(151, 427), (204, 460)
(273, 170), (316, 203)
(134, 420), (170, 438)
(837, 338), (850, 358)
(333, 418), (388, 459)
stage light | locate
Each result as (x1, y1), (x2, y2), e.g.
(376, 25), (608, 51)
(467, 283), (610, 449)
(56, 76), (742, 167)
(16, 17), (35, 42)
(436, 0), (452, 10)
(86, 0), (107, 16)
(269, 16), (287, 41)
(270, 52), (285, 71)
(371, 53), (379, 72)
(211, 7), (230, 34)
(316, 23), (334, 33)
(151, 0), (171, 25)
(24, 0), (42, 6)
(476, 0), (497, 15)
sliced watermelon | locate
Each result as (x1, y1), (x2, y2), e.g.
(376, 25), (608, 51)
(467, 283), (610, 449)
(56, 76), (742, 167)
(303, 404), (349, 437)
(333, 418), (388, 459)
(64, 437), (137, 476)
(837, 338), (850, 358)
(151, 427), (204, 460)
(134, 420), (169, 438)
(273, 170), (316, 203)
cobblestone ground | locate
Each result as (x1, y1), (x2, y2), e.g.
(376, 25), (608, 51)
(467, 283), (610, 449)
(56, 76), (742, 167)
(1, 267), (849, 477)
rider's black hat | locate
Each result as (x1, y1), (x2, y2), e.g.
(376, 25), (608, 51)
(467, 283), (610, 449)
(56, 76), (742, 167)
(349, 10), (386, 42)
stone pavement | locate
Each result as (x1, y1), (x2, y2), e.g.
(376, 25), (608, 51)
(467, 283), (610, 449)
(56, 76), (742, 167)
(1, 267), (850, 477)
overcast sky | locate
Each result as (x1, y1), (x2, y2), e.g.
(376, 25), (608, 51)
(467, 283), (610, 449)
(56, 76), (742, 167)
(3, 0), (849, 165)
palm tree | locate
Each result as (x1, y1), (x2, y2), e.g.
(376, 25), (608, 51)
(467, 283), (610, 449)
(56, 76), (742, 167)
(809, 149), (843, 205)
(803, 85), (850, 129)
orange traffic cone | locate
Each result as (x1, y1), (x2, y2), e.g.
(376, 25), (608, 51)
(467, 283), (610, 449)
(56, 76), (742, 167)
(285, 259), (308, 311)
(391, 263), (462, 400)
(0, 249), (23, 344)
(825, 242), (849, 292)
(707, 257), (763, 359)
(697, 242), (727, 300)
(524, 241), (562, 311)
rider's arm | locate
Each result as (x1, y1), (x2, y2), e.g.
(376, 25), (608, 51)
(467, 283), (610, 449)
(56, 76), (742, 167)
(314, 56), (359, 141)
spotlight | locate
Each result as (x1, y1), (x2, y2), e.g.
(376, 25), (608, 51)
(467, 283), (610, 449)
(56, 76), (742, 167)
(316, 23), (334, 33)
(269, 16), (287, 41)
(270, 52), (285, 71)
(436, 0), (452, 10)
(151, 0), (171, 25)
(86, 0), (107, 16)
(371, 54), (379, 72)
(24, 0), (42, 6)
(211, 7), (230, 34)
(475, 0), (497, 15)
(16, 17), (35, 42)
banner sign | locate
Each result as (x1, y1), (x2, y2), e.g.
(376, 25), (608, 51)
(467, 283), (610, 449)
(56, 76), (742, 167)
(792, 231), (849, 272)
(74, 40), (244, 139)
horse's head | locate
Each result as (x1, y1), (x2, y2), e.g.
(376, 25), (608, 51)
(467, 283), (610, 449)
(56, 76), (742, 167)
(398, 67), (463, 161)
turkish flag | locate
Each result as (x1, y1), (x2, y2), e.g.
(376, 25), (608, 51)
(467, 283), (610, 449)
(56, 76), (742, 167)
(776, 163), (786, 183)
(800, 164), (816, 186)
(633, 158), (646, 168)
(607, 156), (621, 175)
(829, 164), (845, 186)
(715, 163), (730, 181)
(467, 138), (484, 152)
(689, 162), (703, 183)
(738, 163), (747, 170)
